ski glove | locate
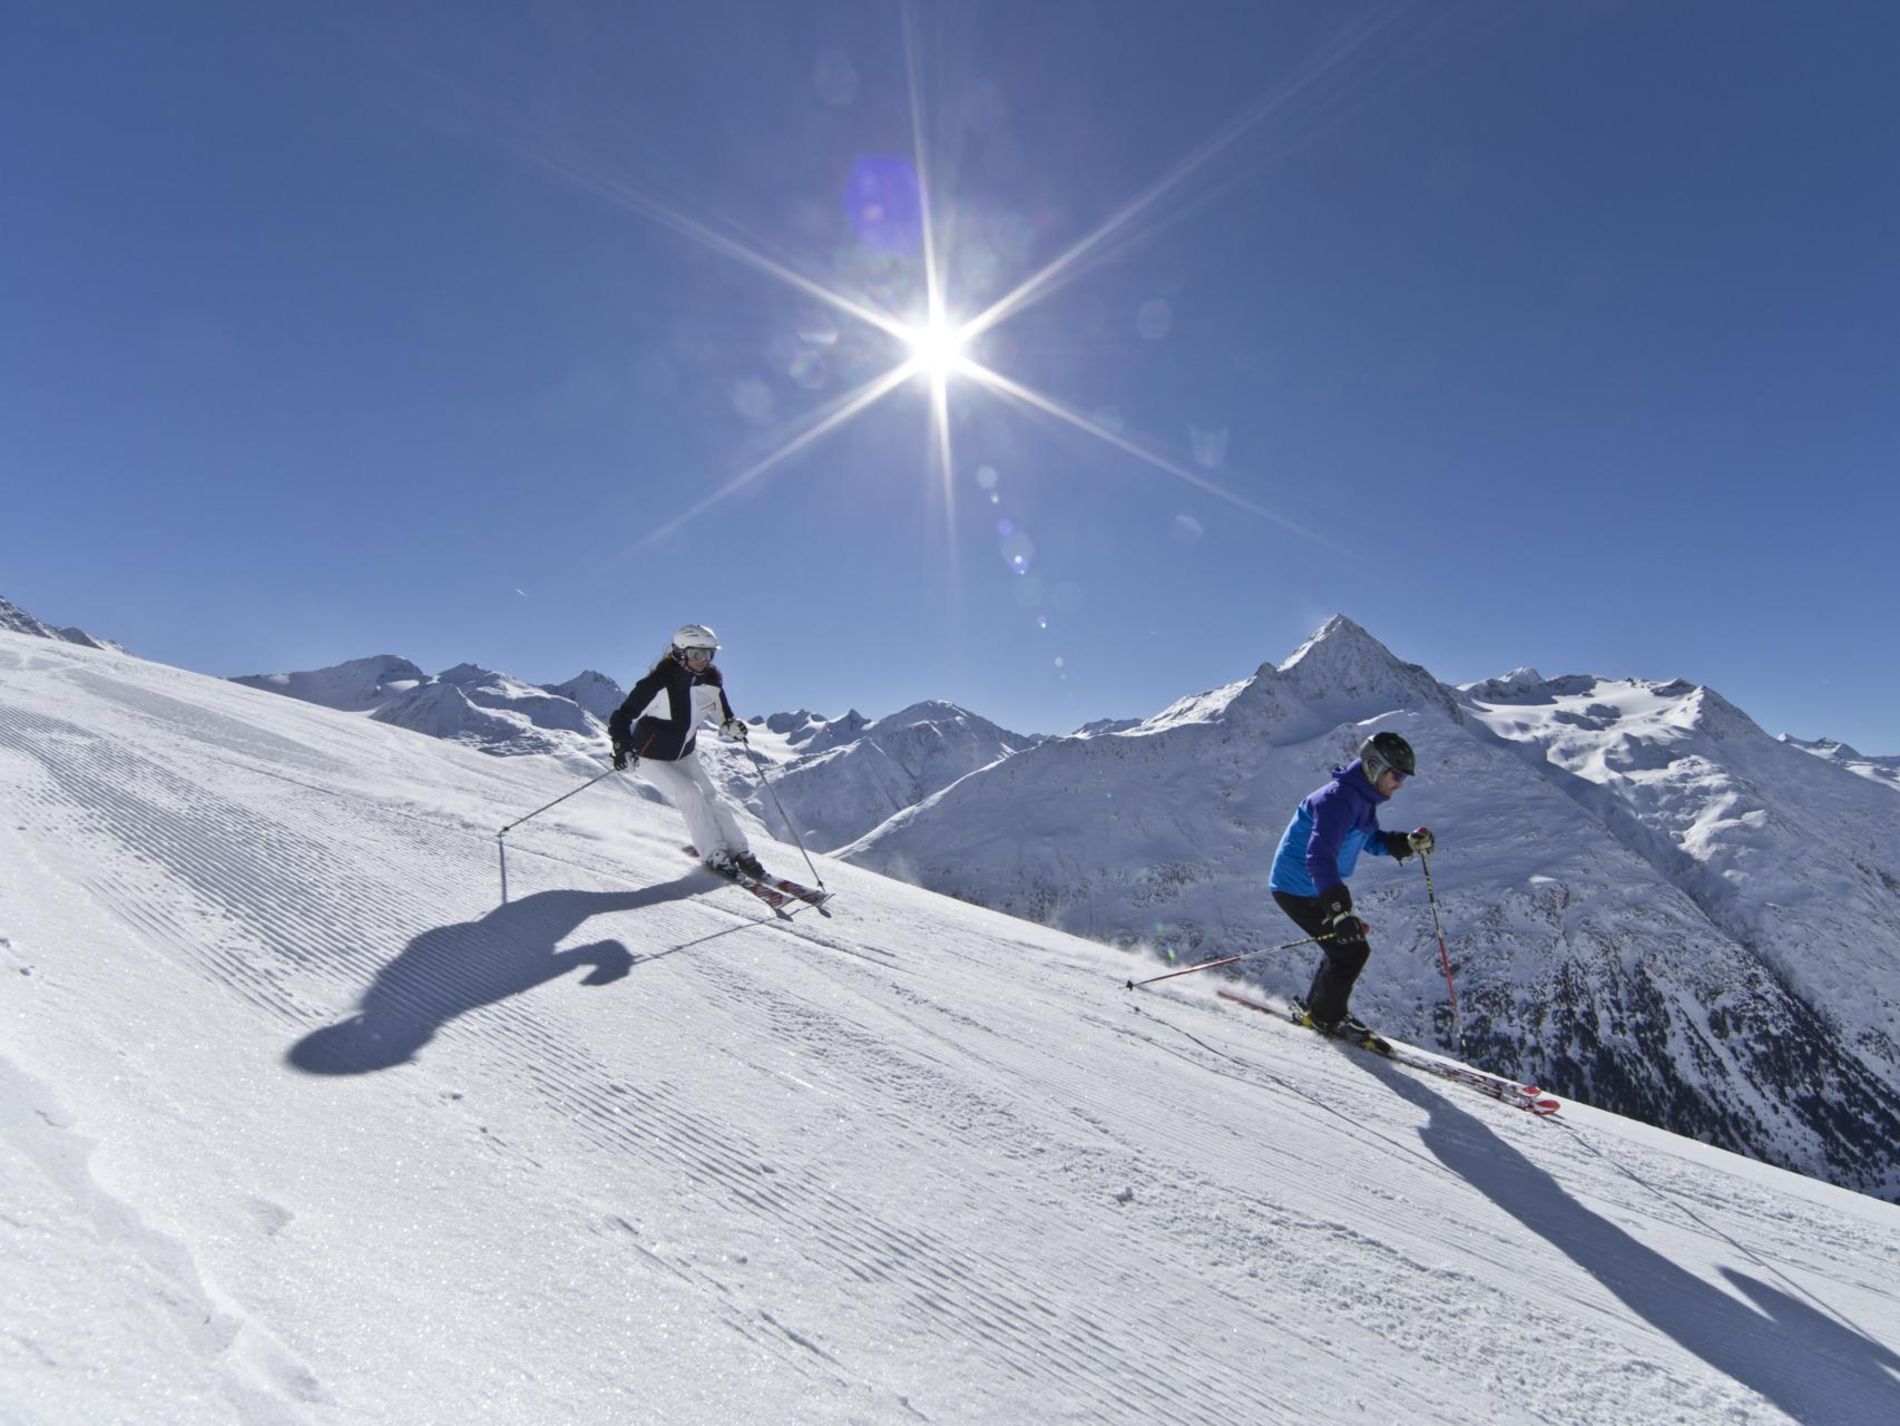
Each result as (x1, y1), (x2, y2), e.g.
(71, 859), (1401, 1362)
(611, 739), (636, 772)
(1408, 826), (1435, 856)
(720, 717), (749, 743)
(1317, 887), (1369, 941)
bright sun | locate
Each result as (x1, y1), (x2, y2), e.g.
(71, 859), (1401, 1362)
(904, 317), (967, 379)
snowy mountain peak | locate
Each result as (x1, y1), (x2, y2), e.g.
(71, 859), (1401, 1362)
(751, 701), (1038, 851)
(0, 594), (124, 653)
(232, 653), (602, 753)
(1273, 615), (1441, 700)
(1072, 716), (1143, 738)
(764, 708), (832, 742)
(1675, 684), (1763, 741)
(1277, 613), (1386, 673)
(1461, 666), (1546, 699)
(797, 709), (873, 755)
(1228, 616), (1456, 737)
(881, 699), (970, 724)
(876, 700), (1009, 738)
(0, 595), (58, 640)
(1131, 617), (1450, 740)
(232, 654), (427, 713)
(1781, 733), (1900, 792)
(1785, 733), (1856, 758)
(541, 670), (625, 723)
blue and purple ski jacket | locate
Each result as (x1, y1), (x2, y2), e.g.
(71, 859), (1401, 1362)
(1268, 759), (1407, 898)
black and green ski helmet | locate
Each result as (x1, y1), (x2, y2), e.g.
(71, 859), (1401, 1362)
(1358, 731), (1416, 780)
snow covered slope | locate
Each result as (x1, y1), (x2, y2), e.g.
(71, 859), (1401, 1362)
(6, 630), (1898, 1424)
(843, 618), (1900, 1198)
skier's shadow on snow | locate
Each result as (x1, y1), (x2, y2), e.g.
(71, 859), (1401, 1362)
(287, 877), (714, 1076)
(1353, 1057), (1900, 1424)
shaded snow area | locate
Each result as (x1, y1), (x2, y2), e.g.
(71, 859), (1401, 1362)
(4, 633), (1900, 1423)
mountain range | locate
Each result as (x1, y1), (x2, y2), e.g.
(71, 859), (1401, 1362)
(226, 652), (1048, 854)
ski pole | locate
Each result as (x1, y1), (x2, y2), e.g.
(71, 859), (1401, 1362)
(499, 765), (619, 837)
(495, 763), (618, 903)
(1419, 849), (1462, 1054)
(1125, 929), (1345, 991)
(740, 741), (827, 893)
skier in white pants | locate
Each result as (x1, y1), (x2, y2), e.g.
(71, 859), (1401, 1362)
(607, 624), (764, 880)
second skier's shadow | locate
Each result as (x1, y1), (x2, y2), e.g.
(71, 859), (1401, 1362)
(1339, 1053), (1900, 1423)
(288, 876), (726, 1076)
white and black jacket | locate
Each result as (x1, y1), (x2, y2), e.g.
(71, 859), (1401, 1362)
(608, 658), (735, 762)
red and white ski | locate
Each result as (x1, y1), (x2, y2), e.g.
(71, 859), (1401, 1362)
(682, 847), (832, 918)
(1217, 988), (1561, 1115)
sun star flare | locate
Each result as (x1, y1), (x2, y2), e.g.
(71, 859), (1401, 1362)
(904, 317), (970, 380)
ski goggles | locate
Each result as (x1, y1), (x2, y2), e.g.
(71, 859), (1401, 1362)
(681, 646), (716, 661)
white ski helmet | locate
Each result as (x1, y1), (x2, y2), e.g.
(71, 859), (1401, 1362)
(670, 624), (720, 657)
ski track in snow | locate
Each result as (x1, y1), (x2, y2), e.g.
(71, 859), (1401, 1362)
(4, 638), (1900, 1424)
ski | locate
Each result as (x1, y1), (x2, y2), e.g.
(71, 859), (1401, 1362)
(1216, 988), (1561, 1115)
(1290, 999), (1393, 1056)
(765, 876), (833, 915)
(722, 868), (795, 919)
(682, 847), (829, 918)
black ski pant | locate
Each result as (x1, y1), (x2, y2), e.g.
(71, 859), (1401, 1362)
(1272, 889), (1370, 1024)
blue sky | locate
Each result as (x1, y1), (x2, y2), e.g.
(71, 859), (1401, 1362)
(5, 1), (1897, 750)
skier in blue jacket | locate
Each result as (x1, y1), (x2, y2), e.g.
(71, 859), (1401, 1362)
(1268, 731), (1433, 1041)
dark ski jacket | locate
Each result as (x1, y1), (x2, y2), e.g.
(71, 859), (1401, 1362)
(608, 657), (735, 762)
(1268, 759), (1408, 898)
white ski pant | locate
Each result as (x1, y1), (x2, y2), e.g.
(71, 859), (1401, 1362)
(638, 751), (751, 861)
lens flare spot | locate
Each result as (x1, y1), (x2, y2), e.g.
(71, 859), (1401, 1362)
(797, 316), (840, 347)
(732, 379), (775, 425)
(812, 48), (859, 107)
(1190, 424), (1229, 470)
(846, 155), (922, 253)
(787, 351), (827, 390)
